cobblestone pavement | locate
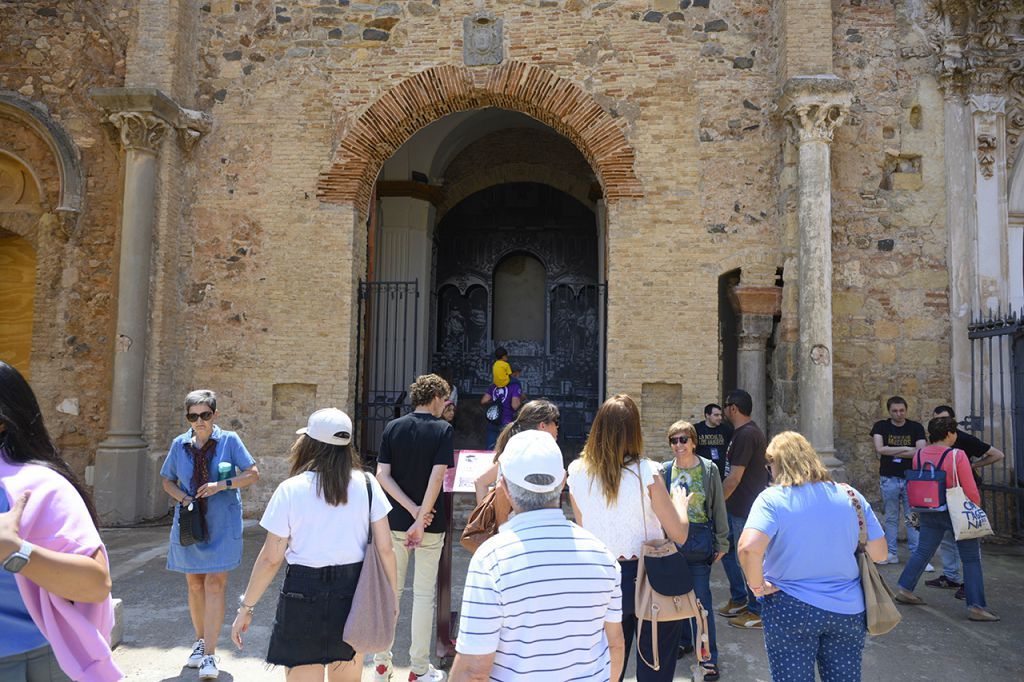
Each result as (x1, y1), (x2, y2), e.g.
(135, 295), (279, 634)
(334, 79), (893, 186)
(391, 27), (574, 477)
(106, 522), (1023, 681)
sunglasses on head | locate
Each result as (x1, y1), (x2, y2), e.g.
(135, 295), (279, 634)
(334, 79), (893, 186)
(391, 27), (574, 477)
(186, 411), (214, 423)
(669, 435), (690, 445)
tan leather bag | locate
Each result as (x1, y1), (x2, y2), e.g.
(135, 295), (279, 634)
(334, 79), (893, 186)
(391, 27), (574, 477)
(460, 486), (512, 553)
(841, 484), (901, 636)
(633, 468), (710, 671)
(343, 474), (398, 652)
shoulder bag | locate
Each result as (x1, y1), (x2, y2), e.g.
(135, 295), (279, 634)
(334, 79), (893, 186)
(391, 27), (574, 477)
(946, 450), (994, 541)
(177, 498), (206, 547)
(343, 473), (398, 653)
(633, 465), (708, 671)
(840, 484), (901, 635)
(460, 486), (512, 553)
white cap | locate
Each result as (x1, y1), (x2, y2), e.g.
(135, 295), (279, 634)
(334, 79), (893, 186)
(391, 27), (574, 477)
(296, 408), (353, 446)
(499, 430), (565, 493)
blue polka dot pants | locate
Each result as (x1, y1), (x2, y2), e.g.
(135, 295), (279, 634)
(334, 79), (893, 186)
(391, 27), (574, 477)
(761, 591), (866, 682)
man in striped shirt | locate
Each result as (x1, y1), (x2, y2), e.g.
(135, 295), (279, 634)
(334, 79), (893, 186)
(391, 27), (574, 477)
(451, 430), (624, 682)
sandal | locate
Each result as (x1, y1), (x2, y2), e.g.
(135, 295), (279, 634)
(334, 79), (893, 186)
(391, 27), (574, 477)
(702, 663), (720, 681)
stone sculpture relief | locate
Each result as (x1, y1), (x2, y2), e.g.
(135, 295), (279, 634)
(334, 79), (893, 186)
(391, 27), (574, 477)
(464, 11), (503, 66)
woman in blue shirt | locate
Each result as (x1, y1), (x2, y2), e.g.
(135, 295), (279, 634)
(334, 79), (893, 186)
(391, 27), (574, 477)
(160, 390), (259, 681)
(738, 432), (888, 682)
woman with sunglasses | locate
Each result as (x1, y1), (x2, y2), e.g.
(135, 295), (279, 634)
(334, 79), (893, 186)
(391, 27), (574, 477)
(472, 399), (560, 505)
(160, 390), (260, 680)
(661, 420), (728, 681)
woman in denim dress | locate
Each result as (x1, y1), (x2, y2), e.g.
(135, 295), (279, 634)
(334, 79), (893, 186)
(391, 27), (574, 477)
(160, 390), (260, 680)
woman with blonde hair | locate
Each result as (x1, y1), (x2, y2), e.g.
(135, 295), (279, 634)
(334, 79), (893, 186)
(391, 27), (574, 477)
(567, 394), (690, 681)
(737, 432), (888, 682)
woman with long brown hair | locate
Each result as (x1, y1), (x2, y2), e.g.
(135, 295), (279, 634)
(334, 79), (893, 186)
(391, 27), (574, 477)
(567, 394), (690, 682)
(230, 408), (398, 681)
(473, 399), (560, 504)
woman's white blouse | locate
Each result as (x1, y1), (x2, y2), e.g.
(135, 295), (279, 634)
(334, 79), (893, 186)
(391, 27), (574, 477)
(567, 458), (664, 559)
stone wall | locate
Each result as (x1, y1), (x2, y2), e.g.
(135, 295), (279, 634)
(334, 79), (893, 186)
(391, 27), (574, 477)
(0, 1), (133, 479)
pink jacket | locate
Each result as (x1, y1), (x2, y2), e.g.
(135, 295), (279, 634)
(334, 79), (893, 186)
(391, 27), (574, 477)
(0, 456), (122, 681)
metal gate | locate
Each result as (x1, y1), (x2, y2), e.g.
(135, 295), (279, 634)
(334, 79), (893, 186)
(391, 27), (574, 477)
(966, 311), (1023, 539)
(354, 280), (419, 462)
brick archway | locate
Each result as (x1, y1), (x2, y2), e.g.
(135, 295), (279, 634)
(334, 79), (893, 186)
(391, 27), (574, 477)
(317, 62), (642, 214)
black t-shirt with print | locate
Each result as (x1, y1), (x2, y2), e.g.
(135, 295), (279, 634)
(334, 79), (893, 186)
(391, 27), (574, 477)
(954, 429), (991, 485)
(695, 421), (733, 481)
(870, 419), (926, 477)
(378, 412), (454, 533)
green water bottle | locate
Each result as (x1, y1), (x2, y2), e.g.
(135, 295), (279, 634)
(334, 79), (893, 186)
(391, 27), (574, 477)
(217, 461), (232, 482)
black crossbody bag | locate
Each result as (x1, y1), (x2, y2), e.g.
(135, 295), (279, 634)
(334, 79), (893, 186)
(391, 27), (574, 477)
(178, 498), (207, 546)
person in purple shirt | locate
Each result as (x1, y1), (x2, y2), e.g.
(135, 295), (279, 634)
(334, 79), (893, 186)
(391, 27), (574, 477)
(480, 379), (522, 449)
(738, 431), (888, 682)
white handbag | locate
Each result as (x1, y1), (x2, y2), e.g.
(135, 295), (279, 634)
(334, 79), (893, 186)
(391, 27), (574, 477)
(946, 450), (994, 541)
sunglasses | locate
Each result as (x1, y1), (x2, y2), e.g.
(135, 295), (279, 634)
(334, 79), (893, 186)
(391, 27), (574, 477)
(669, 435), (690, 445)
(186, 411), (214, 423)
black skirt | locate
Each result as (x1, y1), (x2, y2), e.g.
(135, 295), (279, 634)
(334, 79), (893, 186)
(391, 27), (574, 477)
(266, 562), (363, 667)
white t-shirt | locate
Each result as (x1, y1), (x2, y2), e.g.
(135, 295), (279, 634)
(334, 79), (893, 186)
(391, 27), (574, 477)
(567, 458), (664, 560)
(260, 470), (392, 567)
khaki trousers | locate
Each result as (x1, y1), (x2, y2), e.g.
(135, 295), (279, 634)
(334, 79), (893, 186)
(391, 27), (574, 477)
(373, 530), (445, 675)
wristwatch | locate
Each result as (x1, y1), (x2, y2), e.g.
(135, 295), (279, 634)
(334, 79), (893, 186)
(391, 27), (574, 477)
(225, 478), (233, 488)
(2, 541), (33, 573)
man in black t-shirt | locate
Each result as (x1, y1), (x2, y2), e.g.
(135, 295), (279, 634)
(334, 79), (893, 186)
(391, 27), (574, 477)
(374, 373), (453, 681)
(718, 389), (769, 629)
(695, 403), (733, 481)
(870, 396), (927, 567)
(925, 405), (1006, 594)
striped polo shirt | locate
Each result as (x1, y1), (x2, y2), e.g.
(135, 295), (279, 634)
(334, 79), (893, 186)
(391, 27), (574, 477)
(456, 508), (622, 681)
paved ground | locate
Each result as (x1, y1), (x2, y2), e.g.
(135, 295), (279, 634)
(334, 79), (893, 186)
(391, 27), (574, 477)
(106, 521), (1024, 681)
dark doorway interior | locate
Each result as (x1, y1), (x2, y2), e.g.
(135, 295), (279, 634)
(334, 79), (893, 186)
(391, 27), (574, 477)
(432, 182), (602, 458)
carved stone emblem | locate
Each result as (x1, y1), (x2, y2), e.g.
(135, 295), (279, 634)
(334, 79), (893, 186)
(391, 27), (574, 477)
(976, 133), (997, 178)
(464, 12), (503, 66)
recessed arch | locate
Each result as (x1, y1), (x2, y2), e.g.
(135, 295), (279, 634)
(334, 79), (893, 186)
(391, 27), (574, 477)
(317, 62), (642, 215)
(0, 91), (83, 216)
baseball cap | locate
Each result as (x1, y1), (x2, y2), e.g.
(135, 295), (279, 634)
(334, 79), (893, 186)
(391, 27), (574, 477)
(297, 408), (353, 446)
(499, 430), (565, 493)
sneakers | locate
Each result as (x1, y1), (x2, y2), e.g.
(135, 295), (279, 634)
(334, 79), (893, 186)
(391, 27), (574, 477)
(875, 553), (899, 565)
(925, 575), (962, 589)
(186, 639), (205, 669)
(954, 585), (966, 601)
(198, 655), (219, 680)
(717, 599), (748, 617)
(375, 664), (394, 681)
(409, 665), (446, 681)
(727, 611), (763, 629)
(924, 563), (935, 572)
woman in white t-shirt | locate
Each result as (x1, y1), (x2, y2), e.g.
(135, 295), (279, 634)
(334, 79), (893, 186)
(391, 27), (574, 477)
(230, 408), (398, 681)
(568, 394), (690, 682)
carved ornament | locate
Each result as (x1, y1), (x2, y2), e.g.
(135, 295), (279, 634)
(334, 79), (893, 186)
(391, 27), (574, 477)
(780, 77), (854, 146)
(463, 12), (503, 67)
(976, 133), (997, 178)
(108, 112), (170, 154)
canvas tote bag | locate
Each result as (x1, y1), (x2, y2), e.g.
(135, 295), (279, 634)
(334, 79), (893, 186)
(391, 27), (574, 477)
(343, 473), (398, 652)
(632, 467), (709, 671)
(946, 450), (994, 541)
(840, 484), (901, 635)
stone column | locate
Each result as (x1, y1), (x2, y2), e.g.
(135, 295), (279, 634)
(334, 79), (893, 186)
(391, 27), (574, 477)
(92, 111), (170, 524)
(969, 93), (1009, 311)
(730, 285), (782, 431)
(781, 77), (852, 469)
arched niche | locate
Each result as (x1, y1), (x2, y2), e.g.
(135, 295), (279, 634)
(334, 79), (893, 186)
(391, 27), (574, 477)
(493, 252), (546, 342)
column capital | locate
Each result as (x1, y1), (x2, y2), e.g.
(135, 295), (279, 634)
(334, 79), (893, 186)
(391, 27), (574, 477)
(729, 284), (783, 317)
(91, 87), (211, 154)
(968, 93), (1006, 116)
(780, 76), (854, 144)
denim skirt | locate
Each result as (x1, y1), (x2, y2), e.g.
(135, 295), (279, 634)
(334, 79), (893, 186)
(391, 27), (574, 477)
(266, 562), (362, 667)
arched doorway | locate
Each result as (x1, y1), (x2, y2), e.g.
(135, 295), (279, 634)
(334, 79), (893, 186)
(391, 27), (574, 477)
(354, 109), (606, 458)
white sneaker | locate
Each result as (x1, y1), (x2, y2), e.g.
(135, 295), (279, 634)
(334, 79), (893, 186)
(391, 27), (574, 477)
(198, 655), (219, 680)
(374, 663), (393, 681)
(409, 665), (446, 681)
(925, 563), (935, 572)
(875, 553), (898, 565)
(186, 639), (204, 668)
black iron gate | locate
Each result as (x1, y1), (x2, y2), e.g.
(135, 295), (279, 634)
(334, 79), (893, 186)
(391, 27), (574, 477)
(354, 280), (419, 462)
(966, 311), (1023, 539)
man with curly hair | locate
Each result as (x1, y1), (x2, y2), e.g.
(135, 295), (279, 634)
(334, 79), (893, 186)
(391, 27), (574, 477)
(374, 373), (453, 681)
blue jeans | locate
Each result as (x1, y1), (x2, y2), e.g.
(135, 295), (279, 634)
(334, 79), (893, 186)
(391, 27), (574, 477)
(720, 513), (760, 615)
(898, 512), (986, 608)
(761, 591), (866, 682)
(619, 559), (683, 681)
(678, 560), (718, 664)
(879, 476), (919, 556)
(937, 531), (961, 583)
